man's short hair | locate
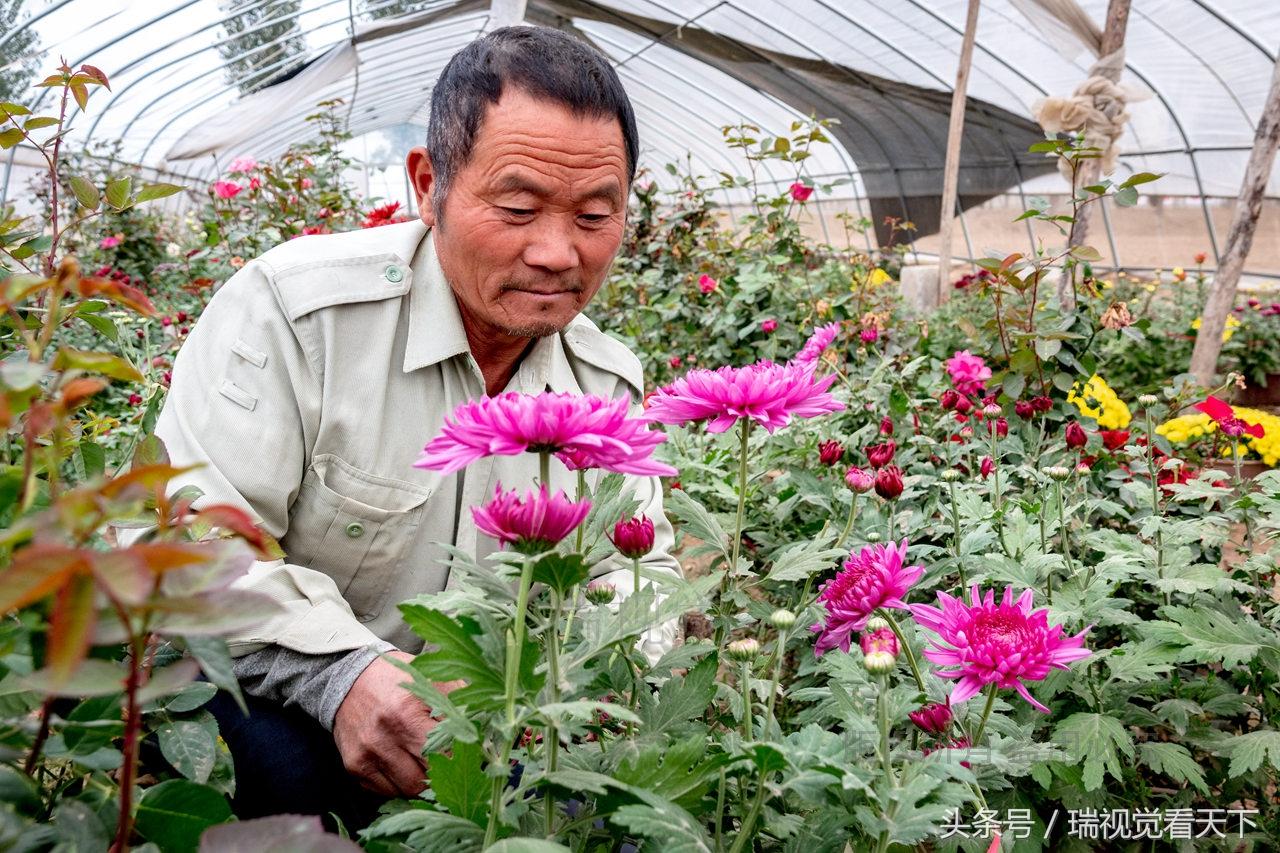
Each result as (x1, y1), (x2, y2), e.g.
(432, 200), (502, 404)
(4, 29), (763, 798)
(426, 25), (639, 216)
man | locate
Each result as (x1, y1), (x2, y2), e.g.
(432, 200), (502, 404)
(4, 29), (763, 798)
(156, 26), (681, 824)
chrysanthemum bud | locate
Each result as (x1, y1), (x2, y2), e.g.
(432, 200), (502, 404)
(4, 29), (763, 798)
(1014, 399), (1035, 420)
(1044, 465), (1071, 481)
(879, 416), (894, 436)
(941, 468), (963, 482)
(865, 616), (889, 633)
(982, 403), (1002, 418)
(908, 700), (953, 735)
(818, 439), (844, 466)
(844, 464), (874, 493)
(1138, 394), (1159, 406)
(609, 516), (654, 559)
(980, 456), (995, 479)
(865, 440), (896, 469)
(865, 531), (883, 543)
(584, 579), (616, 605)
(726, 637), (761, 663)
(1064, 421), (1087, 448)
(873, 465), (904, 500)
(768, 609), (797, 631)
(860, 627), (899, 674)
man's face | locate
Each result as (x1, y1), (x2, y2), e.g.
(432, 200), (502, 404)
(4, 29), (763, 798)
(413, 89), (628, 339)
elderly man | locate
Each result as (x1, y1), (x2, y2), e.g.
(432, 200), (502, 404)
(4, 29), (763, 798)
(157, 26), (680, 824)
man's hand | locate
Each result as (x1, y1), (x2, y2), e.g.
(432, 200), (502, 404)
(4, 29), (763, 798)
(333, 650), (460, 797)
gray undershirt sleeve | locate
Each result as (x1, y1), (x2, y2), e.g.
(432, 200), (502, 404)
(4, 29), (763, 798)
(232, 640), (398, 731)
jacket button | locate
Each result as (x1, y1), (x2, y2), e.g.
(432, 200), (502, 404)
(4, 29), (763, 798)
(345, 522), (365, 538)
(384, 264), (405, 283)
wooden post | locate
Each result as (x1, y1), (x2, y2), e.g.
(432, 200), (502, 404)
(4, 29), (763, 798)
(1189, 55), (1280, 387)
(935, 0), (982, 305)
(1067, 0), (1130, 249)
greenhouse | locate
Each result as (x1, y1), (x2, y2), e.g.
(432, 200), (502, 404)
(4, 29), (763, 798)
(1, 0), (1279, 850)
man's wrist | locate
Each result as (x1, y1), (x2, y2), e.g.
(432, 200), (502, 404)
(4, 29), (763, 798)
(318, 640), (399, 731)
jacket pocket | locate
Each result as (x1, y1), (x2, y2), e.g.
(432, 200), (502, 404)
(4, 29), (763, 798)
(284, 454), (432, 621)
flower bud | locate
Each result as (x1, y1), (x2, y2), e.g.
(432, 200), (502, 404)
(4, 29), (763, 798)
(865, 440), (896, 469)
(953, 394), (974, 414)
(844, 465), (874, 493)
(1044, 465), (1071, 481)
(1014, 400), (1035, 420)
(979, 456), (994, 479)
(865, 530), (883, 543)
(982, 403), (1002, 418)
(1076, 461), (1092, 475)
(1138, 394), (1158, 406)
(908, 700), (953, 735)
(940, 468), (963, 482)
(818, 439), (844, 466)
(609, 516), (655, 559)
(860, 327), (879, 343)
(726, 637), (760, 663)
(879, 416), (894, 436)
(1064, 421), (1087, 448)
(768, 609), (797, 631)
(873, 465), (904, 500)
(860, 628), (899, 674)
(584, 579), (616, 605)
(865, 616), (889, 633)
(1031, 395), (1053, 413)
(990, 417), (1008, 438)
(939, 389), (961, 411)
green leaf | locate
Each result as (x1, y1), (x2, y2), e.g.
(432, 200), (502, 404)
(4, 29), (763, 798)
(1068, 245), (1101, 262)
(484, 840), (573, 853)
(134, 183), (183, 204)
(528, 552), (589, 596)
(1103, 639), (1180, 685)
(105, 176), (133, 210)
(664, 488), (728, 558)
(68, 176), (100, 211)
(1120, 171), (1161, 188)
(764, 540), (845, 583)
(610, 801), (713, 853)
(158, 720), (217, 783)
(428, 739), (488, 826)
(1054, 712), (1134, 791)
(1138, 742), (1208, 794)
(79, 440), (106, 479)
(613, 737), (731, 810)
(182, 635), (247, 715)
(1220, 730), (1280, 777)
(1145, 606), (1277, 669)
(0, 127), (23, 148)
(135, 779), (233, 853)
(1113, 185), (1139, 207)
(637, 652), (717, 732)
(401, 606), (505, 707)
(52, 347), (143, 381)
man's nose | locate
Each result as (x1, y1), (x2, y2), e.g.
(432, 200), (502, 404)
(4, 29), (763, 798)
(522, 216), (579, 273)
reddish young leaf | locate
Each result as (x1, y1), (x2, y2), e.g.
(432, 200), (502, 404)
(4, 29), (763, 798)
(46, 574), (98, 685)
(99, 464), (198, 500)
(195, 504), (283, 560)
(79, 64), (110, 89)
(0, 542), (88, 612)
(125, 542), (211, 574)
(70, 82), (89, 111)
(76, 275), (156, 316)
(59, 377), (108, 409)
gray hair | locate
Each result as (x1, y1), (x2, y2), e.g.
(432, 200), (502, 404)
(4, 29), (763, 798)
(426, 26), (639, 218)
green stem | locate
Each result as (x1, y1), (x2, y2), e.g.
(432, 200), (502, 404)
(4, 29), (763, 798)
(947, 479), (966, 589)
(763, 630), (787, 736)
(716, 419), (753, 649)
(876, 674), (896, 787)
(835, 493), (858, 549)
(1055, 481), (1075, 580)
(1232, 439), (1263, 611)
(726, 772), (769, 853)
(1144, 409), (1170, 608)
(544, 589), (564, 837)
(971, 683), (999, 746)
(714, 768), (727, 853)
(880, 611), (925, 695)
(561, 473), (587, 647)
(740, 660), (753, 741)
(632, 556), (641, 596)
(540, 451), (550, 490)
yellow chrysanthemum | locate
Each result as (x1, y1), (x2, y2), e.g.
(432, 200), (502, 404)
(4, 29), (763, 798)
(869, 268), (892, 287)
(1189, 315), (1240, 342)
(1157, 405), (1280, 467)
(1067, 374), (1132, 429)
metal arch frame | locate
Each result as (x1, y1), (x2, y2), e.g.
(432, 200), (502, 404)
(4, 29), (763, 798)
(1190, 0), (1278, 63)
(0, 0), (76, 54)
(130, 3), (483, 166)
(84, 0), (352, 141)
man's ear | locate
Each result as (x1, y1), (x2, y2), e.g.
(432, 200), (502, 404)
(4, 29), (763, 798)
(405, 146), (437, 227)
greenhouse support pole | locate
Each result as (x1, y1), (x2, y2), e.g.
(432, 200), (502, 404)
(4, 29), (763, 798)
(1189, 55), (1280, 388)
(1067, 0), (1130, 251)
(934, 0), (981, 306)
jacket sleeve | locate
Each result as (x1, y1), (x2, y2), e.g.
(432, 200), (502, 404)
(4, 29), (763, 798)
(155, 260), (385, 657)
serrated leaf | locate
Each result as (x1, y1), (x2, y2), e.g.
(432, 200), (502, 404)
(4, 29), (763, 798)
(665, 488), (728, 558)
(105, 176), (132, 210)
(1220, 730), (1280, 777)
(610, 801), (712, 853)
(401, 605), (505, 707)
(485, 840), (572, 853)
(528, 552), (588, 596)
(637, 652), (717, 731)
(428, 739), (488, 826)
(158, 720), (217, 783)
(1103, 639), (1180, 685)
(1054, 712), (1134, 791)
(764, 540), (845, 584)
(1138, 742), (1208, 794)
(1145, 606), (1277, 669)
(68, 176), (100, 210)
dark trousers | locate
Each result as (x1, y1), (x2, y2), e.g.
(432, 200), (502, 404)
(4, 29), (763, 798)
(206, 690), (386, 831)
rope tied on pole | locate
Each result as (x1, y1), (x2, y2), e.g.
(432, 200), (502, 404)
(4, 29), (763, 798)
(1033, 50), (1141, 180)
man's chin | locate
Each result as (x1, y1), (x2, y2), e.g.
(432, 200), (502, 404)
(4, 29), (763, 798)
(500, 319), (566, 339)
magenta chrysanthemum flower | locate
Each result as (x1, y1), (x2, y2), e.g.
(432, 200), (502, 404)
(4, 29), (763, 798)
(909, 585), (1092, 713)
(643, 360), (844, 434)
(791, 322), (842, 371)
(945, 350), (992, 397)
(415, 391), (676, 477)
(811, 539), (923, 657)
(471, 484), (591, 554)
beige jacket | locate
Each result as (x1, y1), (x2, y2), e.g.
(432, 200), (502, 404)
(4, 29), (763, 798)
(156, 220), (681, 658)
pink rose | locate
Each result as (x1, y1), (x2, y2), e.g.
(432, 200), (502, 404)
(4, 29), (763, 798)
(227, 156), (257, 174)
(99, 235), (122, 249)
(789, 182), (814, 202)
(761, 318), (778, 333)
(698, 274), (718, 294)
(213, 181), (243, 200)
(300, 177), (313, 189)
(945, 350), (992, 397)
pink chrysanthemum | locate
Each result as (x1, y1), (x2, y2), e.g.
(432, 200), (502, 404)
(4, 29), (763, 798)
(909, 586), (1092, 713)
(945, 350), (992, 397)
(644, 360), (844, 434)
(415, 392), (676, 477)
(791, 322), (842, 371)
(811, 539), (923, 657)
(471, 484), (591, 554)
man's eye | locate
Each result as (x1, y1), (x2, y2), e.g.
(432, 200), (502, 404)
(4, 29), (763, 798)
(578, 214), (608, 224)
(502, 207), (534, 217)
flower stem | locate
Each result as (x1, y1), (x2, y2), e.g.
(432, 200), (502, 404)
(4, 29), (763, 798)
(726, 771), (769, 853)
(740, 660), (753, 741)
(946, 479), (966, 589)
(971, 683), (999, 746)
(835, 493), (858, 549)
(543, 589), (564, 836)
(880, 611), (925, 695)
(763, 629), (787, 736)
(713, 768), (727, 853)
(1144, 408), (1170, 608)
(539, 450), (550, 489)
(717, 419), (753, 649)
(632, 556), (641, 596)
(875, 674), (896, 787)
(1055, 481), (1075, 580)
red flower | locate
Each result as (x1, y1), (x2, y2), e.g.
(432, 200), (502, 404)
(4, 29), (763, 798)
(818, 439), (844, 466)
(1031, 395), (1053, 413)
(1014, 400), (1035, 420)
(908, 699), (953, 735)
(1194, 395), (1264, 439)
(760, 318), (778, 334)
(789, 182), (814, 202)
(874, 465), (903, 500)
(128, 393), (143, 406)
(979, 456), (994, 479)
(939, 389), (961, 411)
(1194, 251), (1207, 265)
(669, 356), (682, 369)
(989, 417), (1008, 438)
(609, 516), (655, 559)
(1100, 430), (1130, 451)
(879, 416), (894, 436)
(953, 394), (974, 414)
(361, 201), (409, 228)
(865, 440), (896, 469)
(1065, 421), (1087, 448)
